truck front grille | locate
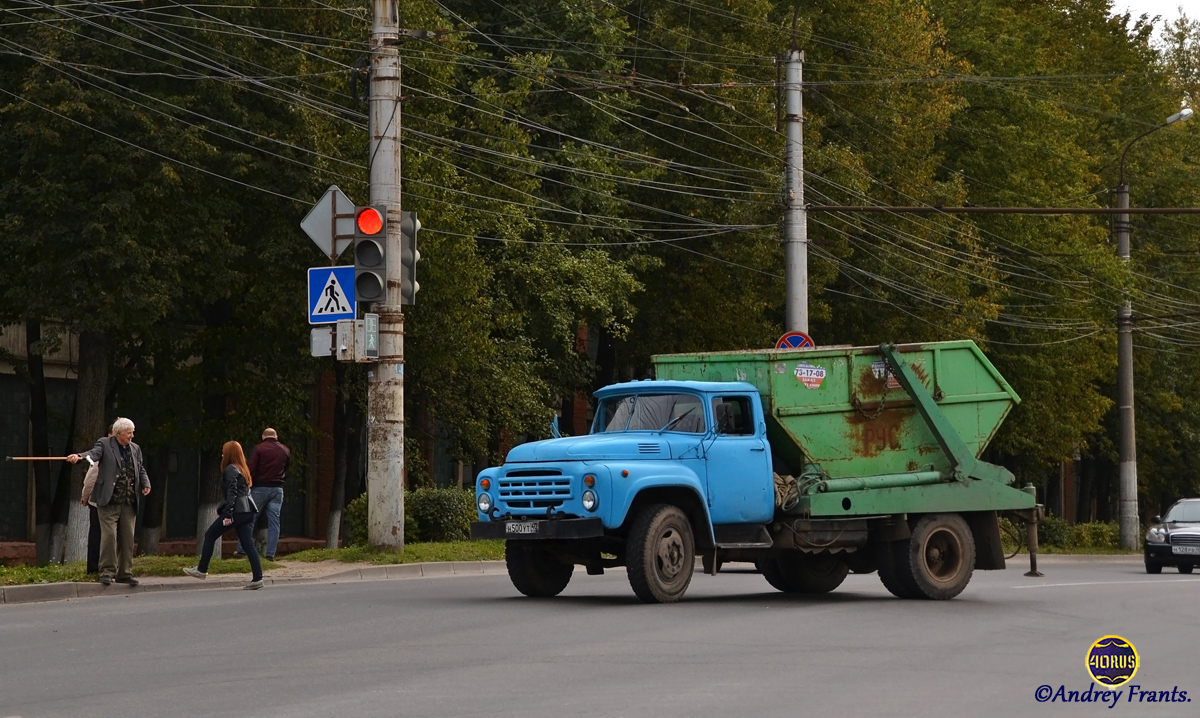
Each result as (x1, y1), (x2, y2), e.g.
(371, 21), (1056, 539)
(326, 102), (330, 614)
(499, 473), (572, 509)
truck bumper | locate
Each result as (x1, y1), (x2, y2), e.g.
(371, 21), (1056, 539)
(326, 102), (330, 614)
(471, 517), (604, 540)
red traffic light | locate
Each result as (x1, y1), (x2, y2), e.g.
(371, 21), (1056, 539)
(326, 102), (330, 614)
(356, 207), (383, 235)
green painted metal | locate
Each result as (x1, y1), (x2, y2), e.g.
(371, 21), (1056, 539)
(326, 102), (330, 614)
(652, 340), (1020, 481)
(802, 478), (1036, 517)
(816, 470), (944, 493)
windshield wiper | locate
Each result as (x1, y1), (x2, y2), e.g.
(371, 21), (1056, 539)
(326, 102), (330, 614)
(658, 407), (695, 434)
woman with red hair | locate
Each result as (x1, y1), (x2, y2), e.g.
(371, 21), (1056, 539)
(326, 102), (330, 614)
(184, 441), (264, 589)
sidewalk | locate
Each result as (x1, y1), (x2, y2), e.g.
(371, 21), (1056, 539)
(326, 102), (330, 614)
(0, 559), (508, 606)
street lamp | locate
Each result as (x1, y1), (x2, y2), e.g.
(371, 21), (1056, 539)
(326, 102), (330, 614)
(1113, 107), (1193, 550)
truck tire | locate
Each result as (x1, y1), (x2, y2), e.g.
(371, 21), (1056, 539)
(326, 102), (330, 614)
(874, 540), (921, 599)
(900, 513), (976, 600)
(758, 553), (849, 593)
(505, 540), (574, 597)
(626, 504), (695, 603)
(842, 549), (877, 575)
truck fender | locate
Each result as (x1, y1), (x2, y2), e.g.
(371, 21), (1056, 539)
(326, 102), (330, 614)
(609, 467), (714, 548)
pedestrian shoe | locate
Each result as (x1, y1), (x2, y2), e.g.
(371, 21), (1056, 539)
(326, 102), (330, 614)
(115, 576), (139, 586)
(232, 551), (246, 558)
(182, 567), (208, 580)
(244, 580), (264, 590)
(99, 575), (112, 586)
(264, 556), (276, 562)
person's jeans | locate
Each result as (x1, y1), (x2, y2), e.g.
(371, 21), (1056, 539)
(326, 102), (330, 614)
(198, 512), (262, 581)
(238, 486), (283, 558)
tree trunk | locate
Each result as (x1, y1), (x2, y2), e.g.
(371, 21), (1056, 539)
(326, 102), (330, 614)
(326, 364), (356, 549)
(26, 322), (55, 566)
(63, 331), (108, 564)
(139, 445), (169, 555)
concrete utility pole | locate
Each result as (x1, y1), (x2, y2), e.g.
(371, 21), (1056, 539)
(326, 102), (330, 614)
(1113, 182), (1137, 550)
(367, 0), (405, 547)
(783, 49), (807, 333)
(1113, 107), (1192, 551)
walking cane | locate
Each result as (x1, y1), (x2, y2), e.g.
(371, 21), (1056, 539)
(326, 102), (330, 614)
(4, 456), (74, 461)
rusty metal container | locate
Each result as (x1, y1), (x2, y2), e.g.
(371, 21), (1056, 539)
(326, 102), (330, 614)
(651, 340), (1018, 482)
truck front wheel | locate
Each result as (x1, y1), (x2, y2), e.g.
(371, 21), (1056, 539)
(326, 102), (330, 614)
(759, 553), (849, 594)
(626, 504), (695, 603)
(901, 513), (976, 600)
(505, 541), (574, 597)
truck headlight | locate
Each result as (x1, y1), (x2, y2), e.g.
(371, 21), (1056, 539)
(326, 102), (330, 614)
(1145, 527), (1167, 543)
(582, 489), (597, 511)
(478, 493), (493, 513)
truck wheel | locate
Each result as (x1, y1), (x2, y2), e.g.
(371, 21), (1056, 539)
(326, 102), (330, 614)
(874, 541), (920, 599)
(842, 549), (877, 575)
(505, 541), (574, 597)
(901, 513), (976, 600)
(760, 553), (849, 594)
(626, 504), (695, 603)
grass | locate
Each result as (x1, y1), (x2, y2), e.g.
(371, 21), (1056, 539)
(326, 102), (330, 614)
(0, 540), (506, 586)
(286, 540), (505, 565)
(0, 555), (279, 586)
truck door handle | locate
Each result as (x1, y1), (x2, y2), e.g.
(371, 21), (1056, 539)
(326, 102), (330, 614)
(751, 445), (765, 452)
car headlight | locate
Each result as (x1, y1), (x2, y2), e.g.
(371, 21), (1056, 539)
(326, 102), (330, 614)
(1145, 527), (1167, 543)
(478, 493), (493, 513)
(582, 489), (597, 511)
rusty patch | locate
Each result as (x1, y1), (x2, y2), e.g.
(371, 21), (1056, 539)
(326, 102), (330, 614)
(843, 407), (912, 457)
(917, 443), (939, 455)
(911, 362), (929, 386)
(856, 364), (887, 395)
(907, 460), (919, 471)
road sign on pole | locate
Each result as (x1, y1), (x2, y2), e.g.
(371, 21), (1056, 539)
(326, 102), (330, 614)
(308, 266), (356, 324)
(776, 330), (815, 349)
(301, 185), (356, 263)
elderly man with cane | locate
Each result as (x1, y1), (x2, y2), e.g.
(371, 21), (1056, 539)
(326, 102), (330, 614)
(66, 417), (151, 585)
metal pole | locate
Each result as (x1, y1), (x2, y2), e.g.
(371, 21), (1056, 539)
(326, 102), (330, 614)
(783, 50), (807, 333)
(367, 0), (405, 548)
(1114, 182), (1138, 550)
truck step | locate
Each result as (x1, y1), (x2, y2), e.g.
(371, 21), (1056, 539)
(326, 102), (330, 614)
(713, 523), (773, 549)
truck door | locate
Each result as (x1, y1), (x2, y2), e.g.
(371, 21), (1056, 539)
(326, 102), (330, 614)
(704, 395), (774, 524)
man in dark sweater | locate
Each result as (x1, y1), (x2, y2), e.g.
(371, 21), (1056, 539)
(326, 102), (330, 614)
(240, 428), (290, 560)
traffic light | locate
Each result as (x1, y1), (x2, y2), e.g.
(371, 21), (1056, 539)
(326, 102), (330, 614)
(399, 211), (421, 305)
(353, 205), (387, 304)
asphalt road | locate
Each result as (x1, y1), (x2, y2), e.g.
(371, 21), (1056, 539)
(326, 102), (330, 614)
(1, 556), (1197, 718)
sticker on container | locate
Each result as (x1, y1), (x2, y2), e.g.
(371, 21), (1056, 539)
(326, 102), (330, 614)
(794, 362), (826, 389)
(774, 362), (787, 374)
(871, 360), (901, 389)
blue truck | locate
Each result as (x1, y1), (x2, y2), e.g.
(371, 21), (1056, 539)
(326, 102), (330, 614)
(470, 342), (1041, 603)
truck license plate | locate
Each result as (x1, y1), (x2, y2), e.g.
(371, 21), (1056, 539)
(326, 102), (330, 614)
(1171, 545), (1200, 555)
(506, 521), (539, 535)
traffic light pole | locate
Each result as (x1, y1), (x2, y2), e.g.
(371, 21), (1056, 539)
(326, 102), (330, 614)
(366, 0), (405, 547)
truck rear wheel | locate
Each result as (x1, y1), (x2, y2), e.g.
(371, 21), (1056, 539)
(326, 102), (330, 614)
(874, 540), (920, 599)
(505, 541), (574, 597)
(758, 553), (849, 594)
(901, 513), (976, 600)
(626, 504), (695, 603)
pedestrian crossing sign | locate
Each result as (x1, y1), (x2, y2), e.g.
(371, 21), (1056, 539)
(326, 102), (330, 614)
(308, 266), (356, 324)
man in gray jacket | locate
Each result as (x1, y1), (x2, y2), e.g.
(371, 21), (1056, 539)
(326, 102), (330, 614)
(67, 417), (151, 585)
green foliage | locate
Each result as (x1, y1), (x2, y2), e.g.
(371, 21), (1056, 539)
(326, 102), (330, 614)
(343, 493), (369, 548)
(1029, 516), (1124, 551)
(1037, 515), (1072, 548)
(406, 488), (476, 543)
(0, 555), (277, 585)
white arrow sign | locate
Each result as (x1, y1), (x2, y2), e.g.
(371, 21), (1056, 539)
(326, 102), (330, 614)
(301, 185), (356, 260)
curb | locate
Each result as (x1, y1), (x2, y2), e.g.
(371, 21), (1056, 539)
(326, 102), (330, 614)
(0, 560), (508, 606)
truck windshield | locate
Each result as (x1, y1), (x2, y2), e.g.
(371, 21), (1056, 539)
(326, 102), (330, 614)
(593, 393), (706, 434)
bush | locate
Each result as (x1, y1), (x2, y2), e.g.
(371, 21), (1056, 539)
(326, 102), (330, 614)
(406, 487), (475, 542)
(344, 493), (369, 547)
(1069, 521), (1121, 550)
(1038, 515), (1071, 547)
